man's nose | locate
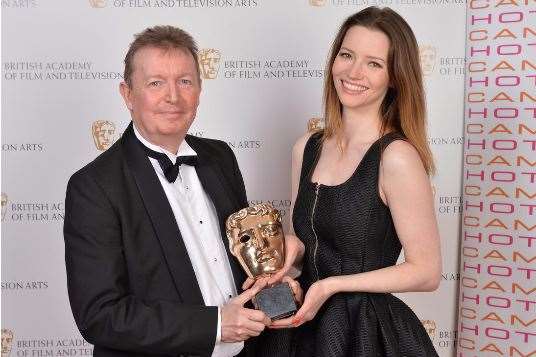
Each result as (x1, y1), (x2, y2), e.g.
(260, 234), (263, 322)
(165, 83), (180, 103)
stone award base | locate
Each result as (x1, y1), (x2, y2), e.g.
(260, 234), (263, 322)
(252, 282), (297, 320)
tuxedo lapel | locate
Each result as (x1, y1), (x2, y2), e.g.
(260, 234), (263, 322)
(121, 124), (204, 304)
(187, 137), (247, 291)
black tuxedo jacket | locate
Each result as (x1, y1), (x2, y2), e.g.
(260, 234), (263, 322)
(64, 123), (250, 357)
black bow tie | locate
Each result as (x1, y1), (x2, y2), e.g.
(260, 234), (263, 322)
(140, 143), (198, 183)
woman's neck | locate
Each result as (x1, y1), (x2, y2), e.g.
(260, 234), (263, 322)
(339, 107), (384, 148)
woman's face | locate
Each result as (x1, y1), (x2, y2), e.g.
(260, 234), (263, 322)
(332, 25), (391, 115)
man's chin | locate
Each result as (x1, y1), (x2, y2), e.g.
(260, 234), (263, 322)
(153, 124), (192, 139)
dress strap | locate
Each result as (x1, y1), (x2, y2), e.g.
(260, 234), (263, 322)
(377, 132), (407, 155)
(298, 132), (323, 185)
(367, 131), (406, 172)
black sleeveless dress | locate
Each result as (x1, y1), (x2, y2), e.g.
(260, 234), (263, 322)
(291, 132), (438, 357)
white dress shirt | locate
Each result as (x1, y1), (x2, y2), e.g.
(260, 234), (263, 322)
(134, 125), (243, 357)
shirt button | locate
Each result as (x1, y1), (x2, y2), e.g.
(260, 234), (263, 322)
(213, 258), (218, 262)
(199, 220), (203, 224)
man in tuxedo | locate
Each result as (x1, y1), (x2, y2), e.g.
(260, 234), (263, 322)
(64, 25), (271, 357)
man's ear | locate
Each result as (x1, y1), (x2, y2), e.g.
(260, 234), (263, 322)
(119, 81), (133, 111)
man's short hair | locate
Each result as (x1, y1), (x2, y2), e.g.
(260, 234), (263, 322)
(123, 25), (200, 86)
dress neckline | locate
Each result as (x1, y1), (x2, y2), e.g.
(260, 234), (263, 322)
(308, 132), (396, 189)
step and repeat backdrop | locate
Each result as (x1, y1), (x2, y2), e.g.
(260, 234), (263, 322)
(457, 3), (535, 357)
(2, 1), (466, 356)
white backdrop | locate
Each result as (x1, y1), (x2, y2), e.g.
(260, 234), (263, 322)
(2, 1), (466, 356)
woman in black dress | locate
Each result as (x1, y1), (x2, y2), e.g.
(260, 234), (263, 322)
(268, 6), (442, 356)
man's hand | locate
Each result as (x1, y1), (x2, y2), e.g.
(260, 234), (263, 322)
(221, 282), (271, 343)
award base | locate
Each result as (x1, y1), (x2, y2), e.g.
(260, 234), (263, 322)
(252, 282), (297, 320)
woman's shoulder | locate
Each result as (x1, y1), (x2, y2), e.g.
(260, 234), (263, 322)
(292, 131), (321, 158)
(381, 138), (425, 175)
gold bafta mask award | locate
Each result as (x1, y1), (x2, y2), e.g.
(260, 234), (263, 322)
(226, 203), (297, 320)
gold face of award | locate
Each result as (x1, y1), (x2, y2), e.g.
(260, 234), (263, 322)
(226, 203), (285, 278)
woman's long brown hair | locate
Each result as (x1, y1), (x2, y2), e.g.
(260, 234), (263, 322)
(322, 6), (435, 175)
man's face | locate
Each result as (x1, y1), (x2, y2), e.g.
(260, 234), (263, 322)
(199, 49), (221, 79)
(230, 212), (285, 278)
(120, 46), (201, 149)
(1, 330), (13, 357)
(93, 121), (115, 150)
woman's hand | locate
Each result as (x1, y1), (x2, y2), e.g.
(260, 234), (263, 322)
(243, 275), (303, 306)
(268, 233), (304, 285)
(270, 278), (334, 328)
(282, 275), (304, 306)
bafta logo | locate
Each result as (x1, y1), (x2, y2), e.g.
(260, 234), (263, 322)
(1, 329), (13, 357)
(419, 45), (437, 76)
(310, 0), (327, 5)
(92, 120), (116, 151)
(89, 0), (106, 7)
(198, 49), (221, 79)
(307, 117), (324, 132)
(421, 320), (437, 341)
(1, 193), (8, 221)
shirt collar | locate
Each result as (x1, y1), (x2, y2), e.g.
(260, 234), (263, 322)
(133, 123), (197, 163)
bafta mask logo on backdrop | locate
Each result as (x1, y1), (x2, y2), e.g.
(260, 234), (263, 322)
(1, 193), (8, 221)
(421, 320), (437, 341)
(419, 45), (437, 76)
(92, 120), (117, 151)
(89, 0), (106, 7)
(309, 0), (327, 6)
(198, 49), (221, 79)
(307, 117), (324, 133)
(1, 329), (13, 357)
